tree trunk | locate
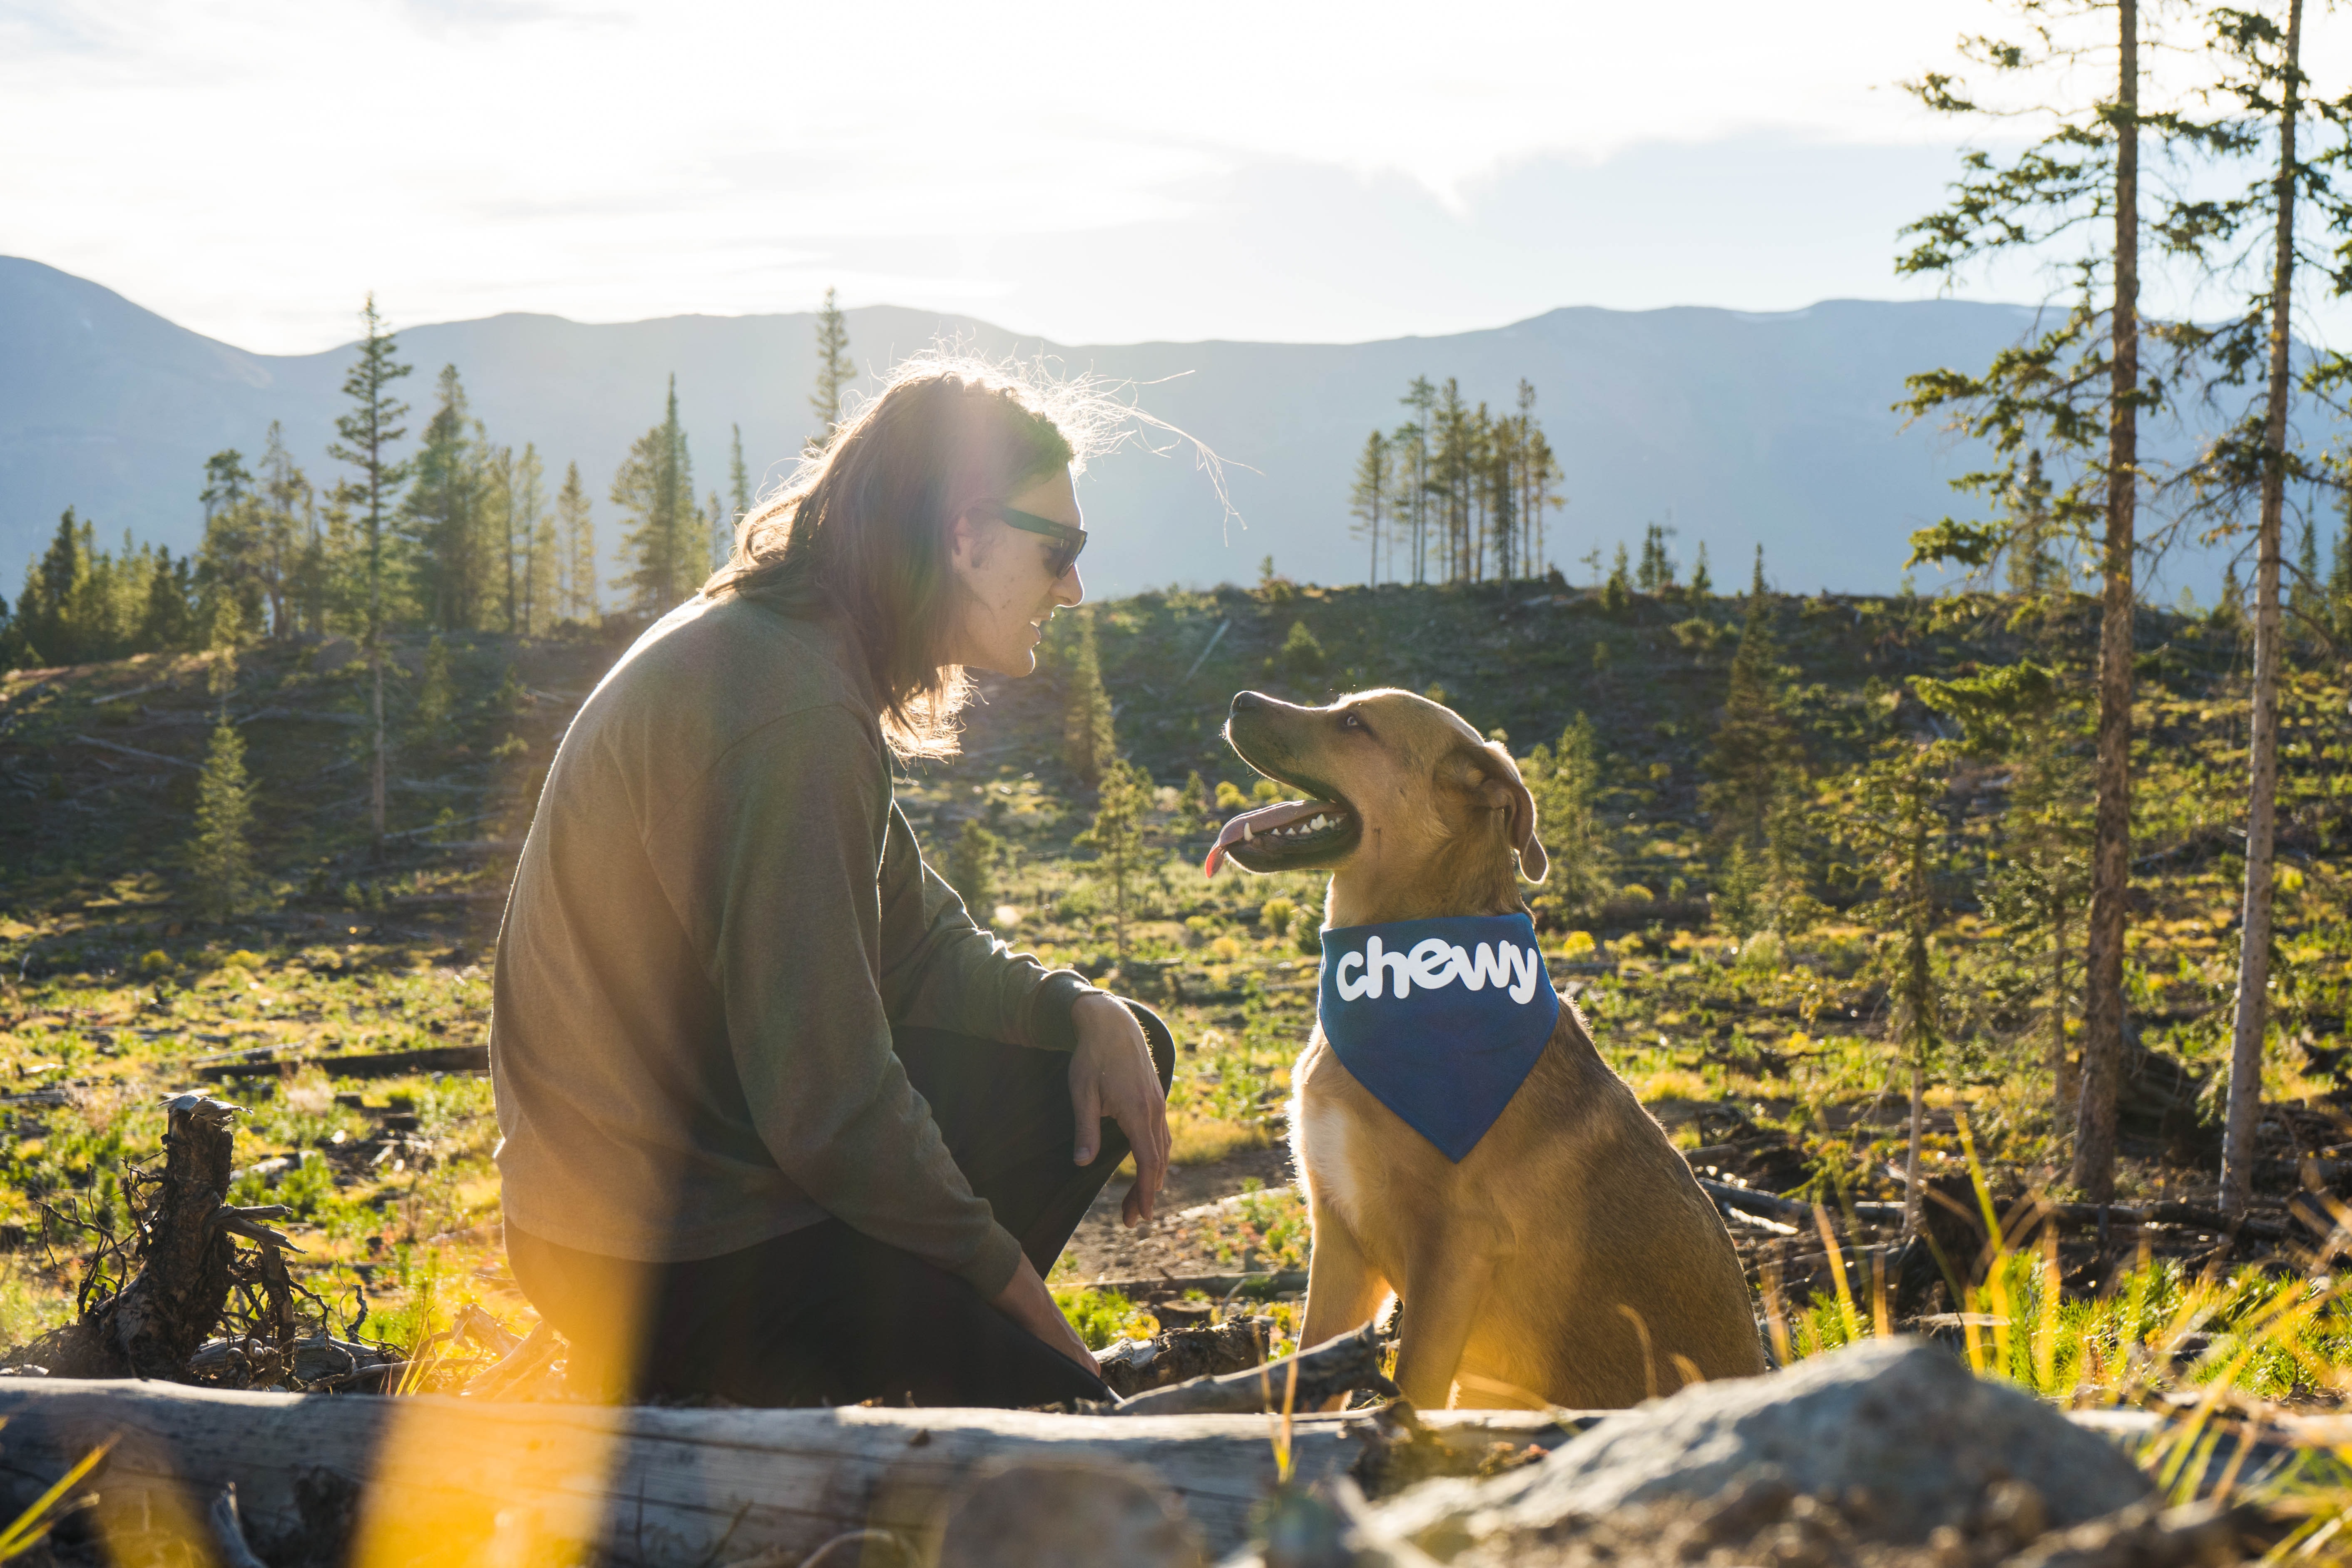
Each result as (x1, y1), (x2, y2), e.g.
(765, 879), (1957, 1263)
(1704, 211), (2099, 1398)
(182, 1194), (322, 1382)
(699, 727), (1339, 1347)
(1904, 1056), (1926, 1242)
(0, 1379), (1561, 1568)
(2050, 903), (2077, 1135)
(2070, 0), (2140, 1204)
(2222, 0), (2303, 1216)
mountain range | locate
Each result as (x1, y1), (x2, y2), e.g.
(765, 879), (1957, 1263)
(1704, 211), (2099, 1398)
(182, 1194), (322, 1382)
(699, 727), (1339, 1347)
(0, 255), (2240, 602)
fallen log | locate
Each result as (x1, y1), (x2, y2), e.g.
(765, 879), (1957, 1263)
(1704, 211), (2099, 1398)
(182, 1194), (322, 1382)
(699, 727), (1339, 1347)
(0, 1377), (1565, 1565)
(194, 1044), (489, 1083)
(1696, 1179), (1906, 1229)
(1110, 1324), (1396, 1416)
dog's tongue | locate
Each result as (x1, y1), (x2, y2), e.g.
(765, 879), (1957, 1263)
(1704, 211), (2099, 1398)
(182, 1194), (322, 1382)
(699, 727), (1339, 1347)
(1203, 798), (1327, 877)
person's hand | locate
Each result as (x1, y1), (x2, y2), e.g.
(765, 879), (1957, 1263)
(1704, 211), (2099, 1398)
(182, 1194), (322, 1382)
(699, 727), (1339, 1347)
(990, 1253), (1098, 1373)
(1069, 993), (1170, 1227)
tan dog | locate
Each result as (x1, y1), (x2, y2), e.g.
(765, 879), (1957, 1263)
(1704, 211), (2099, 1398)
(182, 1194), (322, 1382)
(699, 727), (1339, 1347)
(1208, 688), (1764, 1409)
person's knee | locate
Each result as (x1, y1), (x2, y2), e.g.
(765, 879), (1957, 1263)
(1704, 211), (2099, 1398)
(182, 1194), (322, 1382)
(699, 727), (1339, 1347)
(1120, 998), (1176, 1091)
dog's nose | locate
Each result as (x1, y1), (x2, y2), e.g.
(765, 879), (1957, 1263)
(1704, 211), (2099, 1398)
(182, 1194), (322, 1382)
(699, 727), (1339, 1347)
(1230, 691), (1270, 716)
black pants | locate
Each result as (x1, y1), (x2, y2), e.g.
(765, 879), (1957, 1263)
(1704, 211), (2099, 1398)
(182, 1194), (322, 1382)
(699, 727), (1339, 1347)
(508, 1002), (1175, 1409)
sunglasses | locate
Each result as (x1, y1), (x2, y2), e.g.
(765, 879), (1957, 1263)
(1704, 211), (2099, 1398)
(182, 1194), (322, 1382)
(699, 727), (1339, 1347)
(989, 504), (1088, 579)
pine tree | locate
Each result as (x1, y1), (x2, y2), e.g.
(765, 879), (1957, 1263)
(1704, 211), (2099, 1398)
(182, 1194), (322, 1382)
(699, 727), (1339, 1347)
(1600, 543), (1633, 614)
(412, 634), (454, 745)
(1177, 770), (1210, 831)
(201, 449), (252, 523)
(1637, 524), (1678, 593)
(729, 423), (752, 555)
(2004, 450), (2062, 597)
(255, 424), (311, 640)
(196, 450), (270, 644)
(402, 365), (492, 631)
(1703, 548), (1802, 846)
(1397, 377), (1436, 584)
(1898, 0), (2209, 1204)
(1348, 430), (1390, 587)
(2292, 516), (2321, 626)
(186, 716), (260, 922)
(2190, 0), (2352, 1215)
(811, 287), (853, 448)
(16, 510), (84, 664)
(556, 461), (597, 623)
(1486, 416), (1519, 581)
(706, 490), (727, 579)
(612, 377), (700, 613)
(1077, 755), (1151, 959)
(325, 294), (413, 840)
(139, 547), (195, 651)
(1690, 542), (1714, 598)
(946, 817), (1000, 916)
(512, 444), (554, 636)
(2331, 485), (2352, 638)
(1524, 424), (1565, 579)
(1522, 713), (1612, 921)
(1831, 740), (1957, 1239)
(1062, 607), (1116, 789)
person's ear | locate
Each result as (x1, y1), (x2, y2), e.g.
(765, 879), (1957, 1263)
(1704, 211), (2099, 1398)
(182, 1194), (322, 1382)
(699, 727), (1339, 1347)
(947, 509), (988, 572)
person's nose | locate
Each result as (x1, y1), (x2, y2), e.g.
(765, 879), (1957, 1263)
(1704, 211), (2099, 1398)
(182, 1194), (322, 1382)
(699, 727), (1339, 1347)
(1056, 566), (1085, 609)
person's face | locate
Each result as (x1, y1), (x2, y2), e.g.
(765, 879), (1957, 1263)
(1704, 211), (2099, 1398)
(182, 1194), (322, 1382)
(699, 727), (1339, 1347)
(944, 467), (1086, 676)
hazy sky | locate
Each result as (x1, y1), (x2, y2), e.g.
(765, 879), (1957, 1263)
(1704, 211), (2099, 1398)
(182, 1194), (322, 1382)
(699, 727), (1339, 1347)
(7, 0), (2350, 353)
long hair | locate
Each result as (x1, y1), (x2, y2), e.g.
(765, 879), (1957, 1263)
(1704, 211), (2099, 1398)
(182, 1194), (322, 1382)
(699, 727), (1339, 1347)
(706, 357), (1094, 759)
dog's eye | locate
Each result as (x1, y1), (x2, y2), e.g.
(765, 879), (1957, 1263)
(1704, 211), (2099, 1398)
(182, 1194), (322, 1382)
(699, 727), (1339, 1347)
(1340, 712), (1365, 731)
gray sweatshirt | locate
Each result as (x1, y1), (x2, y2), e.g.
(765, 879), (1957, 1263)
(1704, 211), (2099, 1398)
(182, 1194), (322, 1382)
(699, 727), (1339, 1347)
(490, 592), (1091, 1298)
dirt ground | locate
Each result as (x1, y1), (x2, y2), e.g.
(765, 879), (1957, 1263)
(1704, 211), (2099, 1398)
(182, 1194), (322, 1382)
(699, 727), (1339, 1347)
(1062, 1143), (1298, 1281)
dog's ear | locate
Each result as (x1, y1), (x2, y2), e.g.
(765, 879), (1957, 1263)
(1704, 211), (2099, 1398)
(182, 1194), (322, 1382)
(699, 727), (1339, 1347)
(1472, 741), (1549, 885)
(1449, 738), (1543, 884)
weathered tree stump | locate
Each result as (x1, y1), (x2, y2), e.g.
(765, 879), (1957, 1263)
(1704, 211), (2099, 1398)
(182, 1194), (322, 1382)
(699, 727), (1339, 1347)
(25, 1095), (256, 1379)
(105, 1095), (242, 1377)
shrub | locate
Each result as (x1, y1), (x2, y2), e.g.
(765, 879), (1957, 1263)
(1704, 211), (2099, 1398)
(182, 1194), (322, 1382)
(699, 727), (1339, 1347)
(1051, 1287), (1158, 1349)
(1259, 898), (1296, 937)
(1278, 620), (1325, 677)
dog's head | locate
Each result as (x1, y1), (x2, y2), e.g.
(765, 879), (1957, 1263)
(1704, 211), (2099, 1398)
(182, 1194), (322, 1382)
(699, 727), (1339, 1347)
(1209, 688), (1548, 923)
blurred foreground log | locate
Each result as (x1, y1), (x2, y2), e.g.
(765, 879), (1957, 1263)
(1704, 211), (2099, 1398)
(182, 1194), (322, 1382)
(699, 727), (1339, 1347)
(0, 1377), (1564, 1565)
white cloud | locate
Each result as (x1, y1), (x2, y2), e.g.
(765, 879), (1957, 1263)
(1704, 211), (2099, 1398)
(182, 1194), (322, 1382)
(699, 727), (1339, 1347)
(5, 0), (2350, 350)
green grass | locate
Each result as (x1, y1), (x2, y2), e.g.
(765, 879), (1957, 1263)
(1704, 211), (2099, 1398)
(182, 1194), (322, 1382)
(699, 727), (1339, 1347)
(3, 581), (2352, 1423)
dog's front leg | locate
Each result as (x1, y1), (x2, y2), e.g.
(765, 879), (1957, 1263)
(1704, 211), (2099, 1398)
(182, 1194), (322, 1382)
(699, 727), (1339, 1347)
(1391, 1249), (1498, 1411)
(1298, 1198), (1388, 1356)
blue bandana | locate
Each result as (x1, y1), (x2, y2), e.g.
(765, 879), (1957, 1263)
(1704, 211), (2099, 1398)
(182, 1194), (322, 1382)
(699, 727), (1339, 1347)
(1315, 913), (1560, 1163)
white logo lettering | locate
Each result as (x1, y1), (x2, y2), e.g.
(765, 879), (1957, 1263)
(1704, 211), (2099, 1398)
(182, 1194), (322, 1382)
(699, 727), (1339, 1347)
(1509, 944), (1542, 1004)
(1452, 942), (1515, 991)
(1331, 934), (1547, 1005)
(1363, 934), (1415, 998)
(1408, 938), (1456, 990)
(1334, 950), (1372, 1001)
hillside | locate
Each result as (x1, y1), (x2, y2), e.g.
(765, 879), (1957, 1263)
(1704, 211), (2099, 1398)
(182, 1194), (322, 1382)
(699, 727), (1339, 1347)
(0, 255), (2244, 603)
(3, 578), (2346, 1388)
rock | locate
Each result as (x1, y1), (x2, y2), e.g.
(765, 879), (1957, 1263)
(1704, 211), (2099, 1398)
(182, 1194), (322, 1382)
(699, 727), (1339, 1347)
(1363, 1338), (2155, 1558)
(933, 1460), (1204, 1568)
(2006, 1497), (2249, 1568)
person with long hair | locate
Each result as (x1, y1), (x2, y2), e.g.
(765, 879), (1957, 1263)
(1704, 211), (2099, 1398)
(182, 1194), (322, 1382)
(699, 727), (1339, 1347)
(489, 359), (1172, 1407)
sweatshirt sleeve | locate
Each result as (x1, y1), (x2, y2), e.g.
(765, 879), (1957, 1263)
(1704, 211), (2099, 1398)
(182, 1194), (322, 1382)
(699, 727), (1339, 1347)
(876, 802), (1101, 1050)
(642, 703), (1025, 1298)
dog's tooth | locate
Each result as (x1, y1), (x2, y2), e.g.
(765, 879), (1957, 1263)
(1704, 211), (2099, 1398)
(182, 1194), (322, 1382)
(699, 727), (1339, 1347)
(1310, 815), (1326, 830)
(1242, 821), (1253, 841)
